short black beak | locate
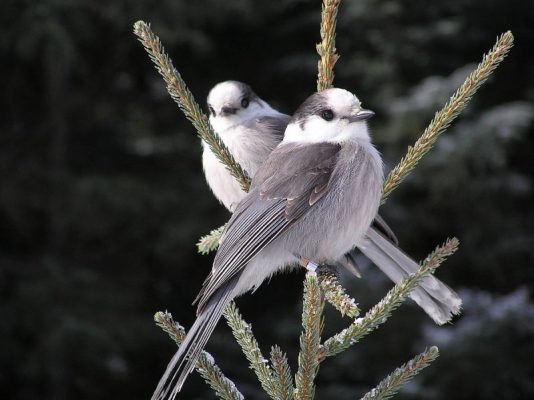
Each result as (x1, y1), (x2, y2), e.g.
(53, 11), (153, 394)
(220, 106), (237, 116)
(348, 109), (375, 123)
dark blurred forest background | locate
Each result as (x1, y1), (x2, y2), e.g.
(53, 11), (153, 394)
(2, 1), (534, 399)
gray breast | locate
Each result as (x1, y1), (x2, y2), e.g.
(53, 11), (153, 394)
(279, 141), (383, 261)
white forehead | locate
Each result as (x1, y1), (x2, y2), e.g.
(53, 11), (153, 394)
(207, 81), (243, 106)
(323, 88), (361, 112)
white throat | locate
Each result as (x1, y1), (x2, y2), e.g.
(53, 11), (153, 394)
(283, 118), (371, 145)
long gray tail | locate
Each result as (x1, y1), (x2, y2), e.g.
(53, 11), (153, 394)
(358, 227), (461, 325)
(151, 279), (238, 400)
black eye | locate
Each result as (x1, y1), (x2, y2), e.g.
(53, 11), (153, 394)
(208, 105), (215, 116)
(321, 109), (334, 121)
(241, 98), (249, 108)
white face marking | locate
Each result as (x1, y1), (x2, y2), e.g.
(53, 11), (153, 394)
(284, 88), (372, 144)
(207, 81), (267, 132)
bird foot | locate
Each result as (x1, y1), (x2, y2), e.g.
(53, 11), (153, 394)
(299, 256), (319, 272)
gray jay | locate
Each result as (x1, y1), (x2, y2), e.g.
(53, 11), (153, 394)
(153, 88), (461, 399)
(203, 80), (290, 212)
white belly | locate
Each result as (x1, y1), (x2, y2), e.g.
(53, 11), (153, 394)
(202, 147), (247, 212)
(201, 119), (282, 211)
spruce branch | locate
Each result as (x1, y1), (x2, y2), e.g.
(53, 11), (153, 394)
(154, 311), (244, 400)
(320, 238), (459, 359)
(270, 346), (295, 400)
(198, 224), (226, 254)
(317, 0), (341, 91)
(295, 272), (325, 400)
(381, 31), (514, 202)
(318, 268), (359, 318)
(198, 229), (223, 253)
(359, 346), (439, 400)
(133, 21), (250, 191)
(223, 302), (278, 399)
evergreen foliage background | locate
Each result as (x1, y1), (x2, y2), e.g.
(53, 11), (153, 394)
(2, 1), (533, 399)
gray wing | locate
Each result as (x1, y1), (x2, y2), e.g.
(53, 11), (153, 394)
(195, 142), (341, 311)
(253, 114), (291, 140)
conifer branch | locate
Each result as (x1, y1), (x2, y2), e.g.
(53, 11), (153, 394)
(318, 268), (359, 318)
(223, 302), (278, 399)
(196, 226), (222, 254)
(381, 31), (514, 202)
(295, 272), (325, 400)
(359, 346), (439, 400)
(317, 0), (341, 91)
(320, 238), (459, 359)
(270, 346), (295, 400)
(133, 21), (250, 191)
(154, 312), (244, 400)
(197, 224), (226, 254)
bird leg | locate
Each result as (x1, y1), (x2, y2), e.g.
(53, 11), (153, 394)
(299, 256), (319, 272)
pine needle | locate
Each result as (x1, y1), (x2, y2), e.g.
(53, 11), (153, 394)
(318, 268), (360, 318)
(360, 347), (439, 400)
(270, 346), (295, 400)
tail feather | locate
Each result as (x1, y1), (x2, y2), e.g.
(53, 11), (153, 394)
(336, 252), (363, 278)
(359, 227), (461, 325)
(152, 279), (238, 400)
